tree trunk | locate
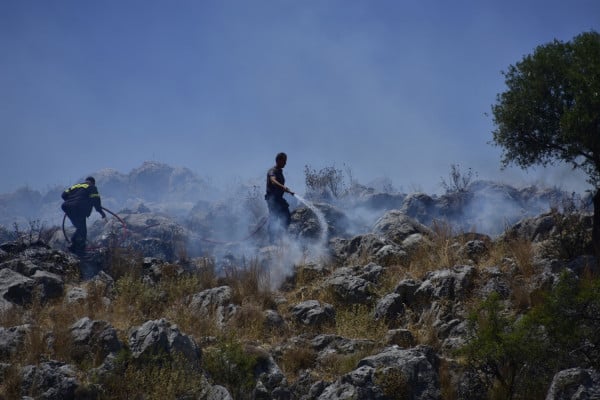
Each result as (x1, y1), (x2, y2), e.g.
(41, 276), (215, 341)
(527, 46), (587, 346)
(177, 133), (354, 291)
(593, 189), (600, 267)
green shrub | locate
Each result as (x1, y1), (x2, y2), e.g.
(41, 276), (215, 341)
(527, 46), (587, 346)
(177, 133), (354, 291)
(459, 292), (548, 399)
(460, 272), (600, 399)
(202, 338), (258, 400)
(95, 349), (206, 400)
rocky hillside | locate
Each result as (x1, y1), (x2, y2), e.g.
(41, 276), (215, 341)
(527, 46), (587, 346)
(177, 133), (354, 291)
(0, 177), (600, 399)
(0, 162), (598, 399)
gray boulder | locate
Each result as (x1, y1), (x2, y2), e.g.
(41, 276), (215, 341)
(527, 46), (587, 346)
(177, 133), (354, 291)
(290, 300), (336, 327)
(20, 361), (80, 400)
(372, 211), (432, 247)
(330, 234), (406, 266)
(128, 318), (201, 364)
(0, 324), (29, 360)
(358, 345), (440, 400)
(0, 242), (78, 277)
(189, 286), (236, 328)
(0, 268), (35, 309)
(413, 265), (476, 306)
(546, 368), (600, 400)
(31, 270), (64, 301)
(290, 202), (351, 240)
(502, 213), (558, 243)
(311, 334), (374, 354)
(322, 263), (383, 304)
(318, 346), (440, 399)
(70, 317), (122, 364)
(374, 293), (405, 326)
(206, 385), (234, 400)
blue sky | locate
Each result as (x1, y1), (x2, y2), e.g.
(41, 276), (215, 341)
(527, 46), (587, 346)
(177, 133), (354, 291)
(1, 0), (598, 195)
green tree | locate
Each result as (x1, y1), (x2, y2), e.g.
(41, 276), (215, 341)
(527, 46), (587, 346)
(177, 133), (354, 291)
(491, 31), (600, 256)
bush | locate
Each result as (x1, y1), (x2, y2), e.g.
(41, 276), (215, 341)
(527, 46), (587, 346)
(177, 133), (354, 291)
(97, 350), (206, 400)
(202, 338), (258, 400)
(440, 164), (476, 194)
(460, 271), (600, 399)
(304, 164), (346, 200)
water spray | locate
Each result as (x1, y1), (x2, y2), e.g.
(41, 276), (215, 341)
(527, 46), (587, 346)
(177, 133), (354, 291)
(293, 194), (329, 246)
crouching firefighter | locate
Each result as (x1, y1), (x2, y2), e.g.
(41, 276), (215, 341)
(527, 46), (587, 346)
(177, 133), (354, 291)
(61, 176), (106, 254)
(265, 152), (295, 244)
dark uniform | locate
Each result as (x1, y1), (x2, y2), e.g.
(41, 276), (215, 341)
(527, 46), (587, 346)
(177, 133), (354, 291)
(265, 166), (291, 242)
(61, 179), (105, 253)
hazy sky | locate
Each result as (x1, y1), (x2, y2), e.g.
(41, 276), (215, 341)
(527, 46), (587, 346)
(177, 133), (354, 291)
(1, 0), (598, 195)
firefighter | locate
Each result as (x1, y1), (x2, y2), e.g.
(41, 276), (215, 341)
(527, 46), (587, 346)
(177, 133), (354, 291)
(61, 176), (106, 253)
(265, 152), (294, 243)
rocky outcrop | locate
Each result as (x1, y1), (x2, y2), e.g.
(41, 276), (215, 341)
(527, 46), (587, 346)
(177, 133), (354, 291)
(0, 325), (29, 360)
(330, 234), (407, 266)
(317, 345), (440, 400)
(128, 318), (201, 365)
(321, 263), (383, 304)
(69, 318), (122, 365)
(189, 286), (236, 328)
(290, 300), (336, 327)
(20, 361), (80, 400)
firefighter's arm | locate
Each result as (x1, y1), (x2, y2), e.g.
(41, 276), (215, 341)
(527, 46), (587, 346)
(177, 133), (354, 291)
(269, 175), (294, 195)
(90, 190), (106, 218)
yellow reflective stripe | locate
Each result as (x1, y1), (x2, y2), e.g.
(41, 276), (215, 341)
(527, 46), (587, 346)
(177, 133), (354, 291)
(66, 183), (89, 192)
(89, 193), (100, 198)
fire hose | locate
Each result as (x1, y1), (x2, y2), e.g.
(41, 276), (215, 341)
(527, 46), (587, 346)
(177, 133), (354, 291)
(63, 207), (267, 248)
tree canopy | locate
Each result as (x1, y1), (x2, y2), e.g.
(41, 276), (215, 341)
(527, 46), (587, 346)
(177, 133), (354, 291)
(492, 30), (600, 186)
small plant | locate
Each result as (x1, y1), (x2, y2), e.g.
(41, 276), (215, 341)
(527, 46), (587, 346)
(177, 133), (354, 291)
(11, 220), (55, 245)
(98, 350), (206, 400)
(202, 337), (258, 400)
(440, 164), (477, 194)
(304, 164), (347, 200)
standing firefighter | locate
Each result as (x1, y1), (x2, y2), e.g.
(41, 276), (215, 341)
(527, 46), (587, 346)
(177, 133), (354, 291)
(61, 176), (106, 253)
(265, 152), (294, 243)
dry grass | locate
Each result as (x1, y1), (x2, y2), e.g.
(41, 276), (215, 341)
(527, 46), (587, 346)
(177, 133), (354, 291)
(1, 215), (558, 398)
(0, 363), (22, 399)
(406, 306), (442, 350)
(376, 264), (409, 296)
(439, 358), (459, 400)
(221, 258), (275, 309)
(226, 302), (267, 342)
(335, 304), (388, 343)
(487, 237), (535, 277)
(405, 220), (473, 279)
(279, 346), (318, 378)
(318, 350), (372, 380)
